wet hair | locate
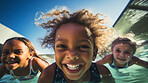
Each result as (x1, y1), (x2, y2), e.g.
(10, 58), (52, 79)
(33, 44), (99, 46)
(111, 37), (137, 54)
(38, 9), (113, 56)
(3, 37), (49, 64)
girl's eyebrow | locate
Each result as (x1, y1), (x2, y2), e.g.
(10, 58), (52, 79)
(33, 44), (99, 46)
(3, 49), (23, 51)
(79, 39), (92, 44)
(55, 39), (92, 44)
(55, 39), (68, 43)
(2, 49), (9, 51)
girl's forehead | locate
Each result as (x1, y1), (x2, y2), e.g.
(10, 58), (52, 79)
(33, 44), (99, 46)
(56, 23), (92, 39)
(55, 23), (94, 43)
(4, 40), (27, 48)
(5, 40), (22, 44)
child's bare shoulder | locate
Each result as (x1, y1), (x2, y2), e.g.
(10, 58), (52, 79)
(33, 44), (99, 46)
(0, 64), (9, 78)
(97, 54), (112, 64)
(95, 63), (111, 74)
(105, 54), (112, 59)
(130, 56), (140, 64)
(38, 63), (56, 83)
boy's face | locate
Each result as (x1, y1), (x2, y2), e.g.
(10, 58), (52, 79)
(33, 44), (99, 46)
(112, 43), (134, 65)
(1, 40), (31, 70)
(54, 22), (96, 80)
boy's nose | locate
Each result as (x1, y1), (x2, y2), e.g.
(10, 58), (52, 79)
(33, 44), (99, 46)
(120, 52), (125, 57)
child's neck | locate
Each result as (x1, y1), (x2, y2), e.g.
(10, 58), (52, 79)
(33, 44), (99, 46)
(13, 60), (30, 76)
(65, 69), (91, 83)
(114, 59), (127, 68)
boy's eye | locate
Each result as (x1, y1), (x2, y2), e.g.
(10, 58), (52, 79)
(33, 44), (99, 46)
(14, 50), (23, 54)
(125, 51), (131, 54)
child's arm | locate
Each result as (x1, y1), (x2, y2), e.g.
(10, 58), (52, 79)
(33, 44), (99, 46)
(38, 63), (56, 83)
(33, 57), (49, 72)
(0, 64), (9, 78)
(96, 54), (112, 64)
(131, 56), (148, 68)
(96, 63), (115, 83)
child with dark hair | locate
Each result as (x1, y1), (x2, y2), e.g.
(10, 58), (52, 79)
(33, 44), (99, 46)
(37, 8), (115, 83)
(0, 37), (49, 81)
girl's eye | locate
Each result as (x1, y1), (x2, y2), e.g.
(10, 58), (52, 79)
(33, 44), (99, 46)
(14, 50), (23, 54)
(2, 51), (9, 55)
(80, 45), (90, 48)
(115, 49), (120, 53)
(56, 44), (67, 48)
(78, 45), (90, 51)
(56, 44), (67, 51)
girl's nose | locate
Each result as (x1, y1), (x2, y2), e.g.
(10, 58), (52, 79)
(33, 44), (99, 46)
(8, 53), (15, 59)
(66, 50), (79, 60)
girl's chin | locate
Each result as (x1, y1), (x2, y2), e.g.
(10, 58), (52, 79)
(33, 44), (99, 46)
(67, 75), (81, 81)
(63, 65), (84, 80)
(6, 63), (17, 70)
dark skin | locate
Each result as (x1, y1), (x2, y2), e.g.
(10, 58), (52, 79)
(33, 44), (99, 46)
(38, 23), (115, 83)
(38, 62), (115, 83)
(0, 40), (48, 79)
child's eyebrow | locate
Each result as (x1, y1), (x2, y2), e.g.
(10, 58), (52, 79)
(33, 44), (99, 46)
(2, 49), (23, 51)
(2, 49), (9, 51)
(55, 39), (68, 43)
(79, 39), (93, 46)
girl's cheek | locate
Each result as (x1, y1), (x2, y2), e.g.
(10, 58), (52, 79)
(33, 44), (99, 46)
(126, 55), (132, 60)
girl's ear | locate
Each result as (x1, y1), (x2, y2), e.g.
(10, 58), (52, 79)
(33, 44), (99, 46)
(93, 48), (98, 61)
(28, 51), (34, 59)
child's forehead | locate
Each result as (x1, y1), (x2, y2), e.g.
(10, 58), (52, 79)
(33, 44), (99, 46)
(115, 43), (133, 49)
(6, 39), (21, 44)
(57, 23), (91, 37)
(115, 43), (130, 46)
(4, 40), (26, 47)
(55, 23), (94, 42)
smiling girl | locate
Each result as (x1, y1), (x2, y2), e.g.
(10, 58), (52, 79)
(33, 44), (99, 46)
(0, 37), (49, 81)
(37, 9), (115, 83)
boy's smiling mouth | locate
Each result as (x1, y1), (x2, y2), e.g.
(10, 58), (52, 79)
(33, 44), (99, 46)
(117, 57), (126, 61)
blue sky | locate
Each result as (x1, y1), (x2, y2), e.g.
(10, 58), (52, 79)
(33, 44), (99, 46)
(0, 0), (130, 54)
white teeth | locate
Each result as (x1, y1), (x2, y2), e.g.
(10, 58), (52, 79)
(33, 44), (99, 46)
(66, 64), (80, 70)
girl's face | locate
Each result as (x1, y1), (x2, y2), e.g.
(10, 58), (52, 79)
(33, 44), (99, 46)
(1, 40), (31, 70)
(54, 23), (96, 81)
(112, 43), (134, 65)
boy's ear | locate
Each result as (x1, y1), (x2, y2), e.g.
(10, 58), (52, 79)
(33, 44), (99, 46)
(93, 48), (98, 61)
